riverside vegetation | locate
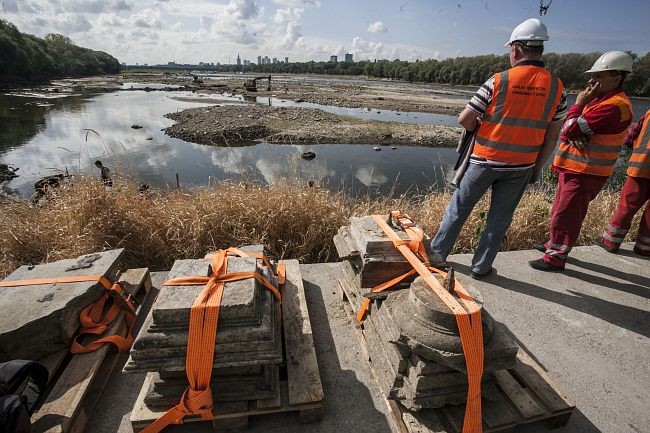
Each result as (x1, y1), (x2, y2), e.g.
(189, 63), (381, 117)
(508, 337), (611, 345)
(0, 174), (637, 279)
(0, 19), (120, 82)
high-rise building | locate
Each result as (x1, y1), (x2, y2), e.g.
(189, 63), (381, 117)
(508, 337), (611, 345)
(236, 54), (241, 66)
(257, 55), (262, 65)
(272, 57), (278, 64)
(263, 56), (270, 64)
(285, 57), (289, 63)
(344, 53), (353, 62)
(330, 55), (337, 63)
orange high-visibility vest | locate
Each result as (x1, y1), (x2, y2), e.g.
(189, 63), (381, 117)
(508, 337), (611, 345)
(474, 65), (564, 164)
(627, 109), (650, 179)
(553, 92), (632, 177)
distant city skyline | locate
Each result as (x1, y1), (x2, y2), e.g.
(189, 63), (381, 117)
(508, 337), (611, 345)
(2, 0), (649, 66)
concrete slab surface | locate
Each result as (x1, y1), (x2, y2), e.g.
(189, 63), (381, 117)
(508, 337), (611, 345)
(85, 244), (649, 433)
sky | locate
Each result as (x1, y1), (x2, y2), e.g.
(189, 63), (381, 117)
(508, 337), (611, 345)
(2, 0), (649, 65)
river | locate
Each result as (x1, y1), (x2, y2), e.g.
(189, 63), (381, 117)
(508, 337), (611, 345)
(1, 81), (648, 199)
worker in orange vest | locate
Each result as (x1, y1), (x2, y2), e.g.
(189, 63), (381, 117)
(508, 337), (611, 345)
(530, 51), (634, 271)
(427, 18), (567, 279)
(595, 109), (650, 255)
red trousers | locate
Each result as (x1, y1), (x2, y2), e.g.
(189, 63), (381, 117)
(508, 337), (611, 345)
(543, 172), (607, 267)
(600, 176), (650, 255)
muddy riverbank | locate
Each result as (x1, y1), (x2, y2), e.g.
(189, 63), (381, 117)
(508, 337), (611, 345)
(52, 73), (471, 114)
(28, 73), (466, 147)
(164, 104), (460, 147)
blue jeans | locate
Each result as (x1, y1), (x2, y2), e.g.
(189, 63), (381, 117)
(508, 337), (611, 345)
(430, 163), (532, 274)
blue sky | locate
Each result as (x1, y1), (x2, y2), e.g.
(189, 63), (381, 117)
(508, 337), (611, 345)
(2, 0), (649, 65)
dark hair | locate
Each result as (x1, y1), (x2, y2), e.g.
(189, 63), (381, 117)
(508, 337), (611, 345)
(94, 160), (102, 166)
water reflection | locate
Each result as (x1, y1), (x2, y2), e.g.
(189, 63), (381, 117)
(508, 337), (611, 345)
(257, 96), (458, 125)
(2, 87), (649, 199)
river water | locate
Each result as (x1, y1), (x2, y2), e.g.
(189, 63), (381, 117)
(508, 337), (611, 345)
(1, 83), (649, 199)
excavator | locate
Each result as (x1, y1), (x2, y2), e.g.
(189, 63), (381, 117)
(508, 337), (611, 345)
(243, 75), (271, 92)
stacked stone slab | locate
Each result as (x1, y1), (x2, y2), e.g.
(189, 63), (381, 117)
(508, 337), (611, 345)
(335, 216), (519, 411)
(125, 245), (283, 407)
(0, 249), (124, 362)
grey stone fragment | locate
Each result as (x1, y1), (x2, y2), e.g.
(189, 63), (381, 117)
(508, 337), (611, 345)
(153, 257), (262, 326)
(383, 277), (518, 373)
(125, 254), (283, 373)
(0, 249), (124, 361)
(334, 217), (416, 289)
(145, 364), (279, 406)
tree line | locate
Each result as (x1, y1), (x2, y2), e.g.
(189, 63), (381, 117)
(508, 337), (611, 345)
(222, 52), (650, 97)
(0, 19), (120, 82)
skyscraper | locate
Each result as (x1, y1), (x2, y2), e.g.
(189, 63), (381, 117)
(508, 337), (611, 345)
(236, 54), (241, 66)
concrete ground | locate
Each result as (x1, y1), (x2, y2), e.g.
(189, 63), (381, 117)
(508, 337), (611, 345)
(85, 243), (649, 433)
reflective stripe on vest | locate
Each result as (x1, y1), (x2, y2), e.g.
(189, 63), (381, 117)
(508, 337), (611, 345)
(627, 109), (650, 179)
(474, 66), (563, 164)
(553, 92), (632, 177)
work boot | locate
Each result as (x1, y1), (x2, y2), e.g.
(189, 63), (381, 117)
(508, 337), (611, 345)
(594, 237), (618, 254)
(528, 258), (564, 272)
(470, 268), (493, 280)
(532, 241), (546, 253)
(425, 248), (449, 269)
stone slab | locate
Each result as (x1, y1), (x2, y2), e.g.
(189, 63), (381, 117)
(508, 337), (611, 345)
(0, 249), (124, 361)
(152, 256), (263, 326)
(144, 365), (279, 406)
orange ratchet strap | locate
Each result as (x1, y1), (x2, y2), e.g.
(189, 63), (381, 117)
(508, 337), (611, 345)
(0, 274), (137, 354)
(205, 248), (286, 286)
(359, 211), (484, 433)
(140, 248), (282, 433)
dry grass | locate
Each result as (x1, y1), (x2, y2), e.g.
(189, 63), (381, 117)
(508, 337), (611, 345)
(0, 175), (635, 278)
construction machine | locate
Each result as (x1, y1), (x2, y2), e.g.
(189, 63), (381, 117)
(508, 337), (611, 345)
(243, 75), (271, 92)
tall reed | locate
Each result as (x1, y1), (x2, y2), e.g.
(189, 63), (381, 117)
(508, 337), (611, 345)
(0, 175), (637, 278)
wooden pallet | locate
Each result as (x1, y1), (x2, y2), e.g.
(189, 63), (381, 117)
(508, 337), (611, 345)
(338, 279), (575, 433)
(31, 268), (153, 433)
(130, 259), (324, 432)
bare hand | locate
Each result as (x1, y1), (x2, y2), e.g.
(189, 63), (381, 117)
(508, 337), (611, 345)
(576, 82), (600, 105)
(569, 135), (588, 150)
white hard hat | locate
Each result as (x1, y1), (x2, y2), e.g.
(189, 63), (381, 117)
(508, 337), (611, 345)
(585, 51), (634, 73)
(504, 18), (549, 47)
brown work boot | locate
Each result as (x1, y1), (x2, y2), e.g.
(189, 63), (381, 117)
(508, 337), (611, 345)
(425, 248), (449, 269)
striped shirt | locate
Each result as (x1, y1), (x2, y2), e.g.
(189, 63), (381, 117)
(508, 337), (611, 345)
(466, 61), (568, 170)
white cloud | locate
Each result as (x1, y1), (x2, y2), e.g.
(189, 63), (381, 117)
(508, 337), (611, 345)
(273, 0), (320, 7)
(64, 0), (133, 14)
(224, 0), (260, 20)
(131, 8), (163, 29)
(367, 21), (387, 34)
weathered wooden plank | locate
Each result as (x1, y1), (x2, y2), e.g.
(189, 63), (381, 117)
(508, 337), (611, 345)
(481, 391), (518, 431)
(511, 349), (575, 414)
(493, 369), (545, 420)
(31, 268), (150, 433)
(280, 259), (324, 407)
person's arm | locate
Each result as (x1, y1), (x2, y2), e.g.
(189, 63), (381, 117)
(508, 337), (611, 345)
(458, 75), (494, 131)
(458, 107), (480, 131)
(532, 122), (562, 182)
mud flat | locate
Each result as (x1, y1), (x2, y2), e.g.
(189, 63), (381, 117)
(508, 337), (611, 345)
(164, 104), (461, 147)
